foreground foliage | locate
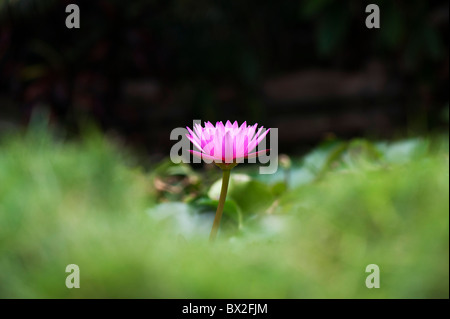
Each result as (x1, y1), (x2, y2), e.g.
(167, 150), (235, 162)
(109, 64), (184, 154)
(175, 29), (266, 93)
(0, 130), (448, 298)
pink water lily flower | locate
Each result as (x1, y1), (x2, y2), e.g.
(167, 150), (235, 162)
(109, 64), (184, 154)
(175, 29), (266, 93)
(186, 121), (270, 165)
(185, 120), (270, 242)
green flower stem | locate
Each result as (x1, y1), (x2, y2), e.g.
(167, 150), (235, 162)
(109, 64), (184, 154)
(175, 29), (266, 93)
(209, 168), (231, 242)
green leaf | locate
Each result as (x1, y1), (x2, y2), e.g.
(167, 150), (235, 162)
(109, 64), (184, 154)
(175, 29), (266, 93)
(208, 174), (274, 215)
(208, 173), (251, 201)
(378, 139), (429, 164)
(271, 182), (287, 197)
(147, 202), (211, 236)
(195, 198), (243, 228)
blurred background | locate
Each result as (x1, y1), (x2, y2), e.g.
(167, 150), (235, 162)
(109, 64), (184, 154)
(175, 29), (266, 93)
(0, 0), (448, 299)
(0, 0), (448, 157)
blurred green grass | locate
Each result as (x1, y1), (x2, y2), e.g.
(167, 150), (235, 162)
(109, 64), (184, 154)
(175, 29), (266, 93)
(0, 129), (448, 298)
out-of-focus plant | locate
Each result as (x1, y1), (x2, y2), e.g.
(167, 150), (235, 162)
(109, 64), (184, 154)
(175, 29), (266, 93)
(0, 128), (448, 298)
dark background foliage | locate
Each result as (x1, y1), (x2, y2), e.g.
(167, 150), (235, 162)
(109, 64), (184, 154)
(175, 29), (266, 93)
(0, 0), (448, 157)
(0, 1), (448, 299)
